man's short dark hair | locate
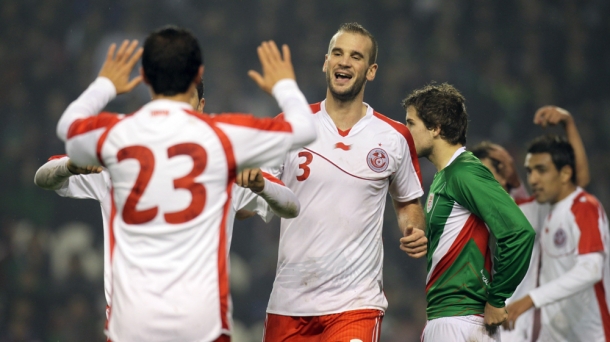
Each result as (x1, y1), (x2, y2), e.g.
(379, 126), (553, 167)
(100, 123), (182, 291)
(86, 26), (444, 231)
(471, 141), (501, 172)
(332, 22), (378, 65)
(402, 83), (468, 145)
(142, 26), (203, 96)
(527, 134), (576, 183)
(196, 79), (204, 101)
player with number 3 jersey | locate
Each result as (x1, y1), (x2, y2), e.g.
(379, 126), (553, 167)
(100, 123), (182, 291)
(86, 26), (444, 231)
(55, 26), (316, 342)
(262, 23), (427, 342)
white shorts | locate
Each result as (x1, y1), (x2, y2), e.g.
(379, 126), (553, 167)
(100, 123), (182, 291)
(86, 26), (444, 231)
(422, 315), (500, 342)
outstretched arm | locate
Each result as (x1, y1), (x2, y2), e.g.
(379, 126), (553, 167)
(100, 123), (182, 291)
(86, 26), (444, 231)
(248, 41), (316, 150)
(35, 157), (103, 190)
(235, 168), (299, 219)
(534, 105), (590, 187)
(504, 252), (603, 330)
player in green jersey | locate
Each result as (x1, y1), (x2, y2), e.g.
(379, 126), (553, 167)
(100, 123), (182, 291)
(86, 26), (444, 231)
(402, 83), (536, 341)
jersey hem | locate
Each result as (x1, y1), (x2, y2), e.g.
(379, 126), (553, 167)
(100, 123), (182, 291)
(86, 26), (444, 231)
(266, 305), (386, 317)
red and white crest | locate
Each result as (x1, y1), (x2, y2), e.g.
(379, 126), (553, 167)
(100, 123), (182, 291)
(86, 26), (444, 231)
(367, 148), (389, 172)
(554, 228), (567, 247)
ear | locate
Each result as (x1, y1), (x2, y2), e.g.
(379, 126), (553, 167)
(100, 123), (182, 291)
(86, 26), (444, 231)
(322, 54), (328, 73)
(366, 63), (378, 81)
(430, 125), (442, 138)
(559, 165), (574, 184)
(194, 65), (204, 84)
(140, 67), (150, 85)
(198, 98), (206, 112)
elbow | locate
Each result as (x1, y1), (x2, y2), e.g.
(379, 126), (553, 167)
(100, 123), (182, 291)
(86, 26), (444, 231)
(275, 202), (300, 219)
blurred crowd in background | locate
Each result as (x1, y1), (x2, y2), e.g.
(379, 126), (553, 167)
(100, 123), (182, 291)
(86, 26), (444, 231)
(0, 0), (609, 341)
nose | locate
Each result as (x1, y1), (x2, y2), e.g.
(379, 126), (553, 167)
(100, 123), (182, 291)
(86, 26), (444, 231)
(527, 171), (539, 187)
(338, 55), (351, 67)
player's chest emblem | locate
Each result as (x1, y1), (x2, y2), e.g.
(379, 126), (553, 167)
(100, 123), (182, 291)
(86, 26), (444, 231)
(553, 227), (567, 247)
(426, 193), (435, 213)
(367, 148), (389, 172)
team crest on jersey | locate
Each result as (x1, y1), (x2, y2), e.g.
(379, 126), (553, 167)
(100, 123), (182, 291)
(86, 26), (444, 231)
(426, 193), (434, 213)
(367, 148), (389, 172)
(554, 228), (567, 247)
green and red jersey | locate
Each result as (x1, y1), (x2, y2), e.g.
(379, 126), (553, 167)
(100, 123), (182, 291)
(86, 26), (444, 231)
(425, 149), (535, 319)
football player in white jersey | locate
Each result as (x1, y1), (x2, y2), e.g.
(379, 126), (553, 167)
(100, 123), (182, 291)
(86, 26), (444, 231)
(54, 26), (317, 342)
(504, 134), (609, 342)
(37, 78), (303, 340)
(471, 106), (591, 342)
(260, 23), (427, 342)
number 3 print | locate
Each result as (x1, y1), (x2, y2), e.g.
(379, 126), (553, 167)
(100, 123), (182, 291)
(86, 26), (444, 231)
(296, 151), (313, 181)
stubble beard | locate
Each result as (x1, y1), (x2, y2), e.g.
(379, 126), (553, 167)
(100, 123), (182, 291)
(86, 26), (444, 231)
(326, 70), (367, 102)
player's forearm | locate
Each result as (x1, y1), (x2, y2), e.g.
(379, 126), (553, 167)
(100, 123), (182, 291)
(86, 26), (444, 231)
(529, 252), (603, 308)
(257, 179), (300, 218)
(487, 220), (536, 307)
(271, 79), (317, 149)
(57, 77), (117, 141)
(393, 198), (425, 235)
(564, 119), (590, 187)
(34, 158), (72, 190)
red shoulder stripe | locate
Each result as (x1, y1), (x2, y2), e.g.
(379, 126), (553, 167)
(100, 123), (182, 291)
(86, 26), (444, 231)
(203, 111), (292, 133)
(262, 172), (285, 186)
(67, 112), (121, 139)
(516, 195), (537, 206)
(48, 154), (67, 161)
(373, 112), (422, 185)
(275, 102), (321, 121)
(183, 109), (236, 331)
(572, 192), (604, 254)
(96, 118), (123, 167)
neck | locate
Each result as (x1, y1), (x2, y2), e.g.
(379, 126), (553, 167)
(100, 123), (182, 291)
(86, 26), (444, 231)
(552, 183), (578, 204)
(150, 83), (197, 107)
(151, 93), (193, 105)
(429, 141), (463, 171)
(324, 89), (368, 131)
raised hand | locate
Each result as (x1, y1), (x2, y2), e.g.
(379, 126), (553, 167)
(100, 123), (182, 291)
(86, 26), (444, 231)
(487, 143), (521, 190)
(67, 159), (103, 174)
(235, 168), (265, 193)
(534, 105), (573, 128)
(98, 40), (144, 94)
(248, 41), (296, 94)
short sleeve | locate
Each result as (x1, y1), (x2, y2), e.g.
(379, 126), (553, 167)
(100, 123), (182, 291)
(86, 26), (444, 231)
(56, 170), (111, 202)
(572, 193), (606, 254)
(388, 135), (424, 202)
(212, 115), (294, 171)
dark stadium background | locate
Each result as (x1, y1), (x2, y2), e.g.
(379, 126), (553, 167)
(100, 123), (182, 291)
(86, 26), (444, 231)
(1, 0), (609, 340)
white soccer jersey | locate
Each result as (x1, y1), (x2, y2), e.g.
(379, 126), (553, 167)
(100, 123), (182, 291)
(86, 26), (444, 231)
(45, 156), (273, 316)
(265, 100), (423, 315)
(48, 156), (113, 308)
(501, 196), (549, 342)
(529, 188), (610, 341)
(56, 77), (313, 342)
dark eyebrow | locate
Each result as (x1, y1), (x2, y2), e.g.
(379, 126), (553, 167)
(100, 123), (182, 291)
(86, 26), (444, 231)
(351, 51), (365, 59)
(331, 47), (342, 53)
